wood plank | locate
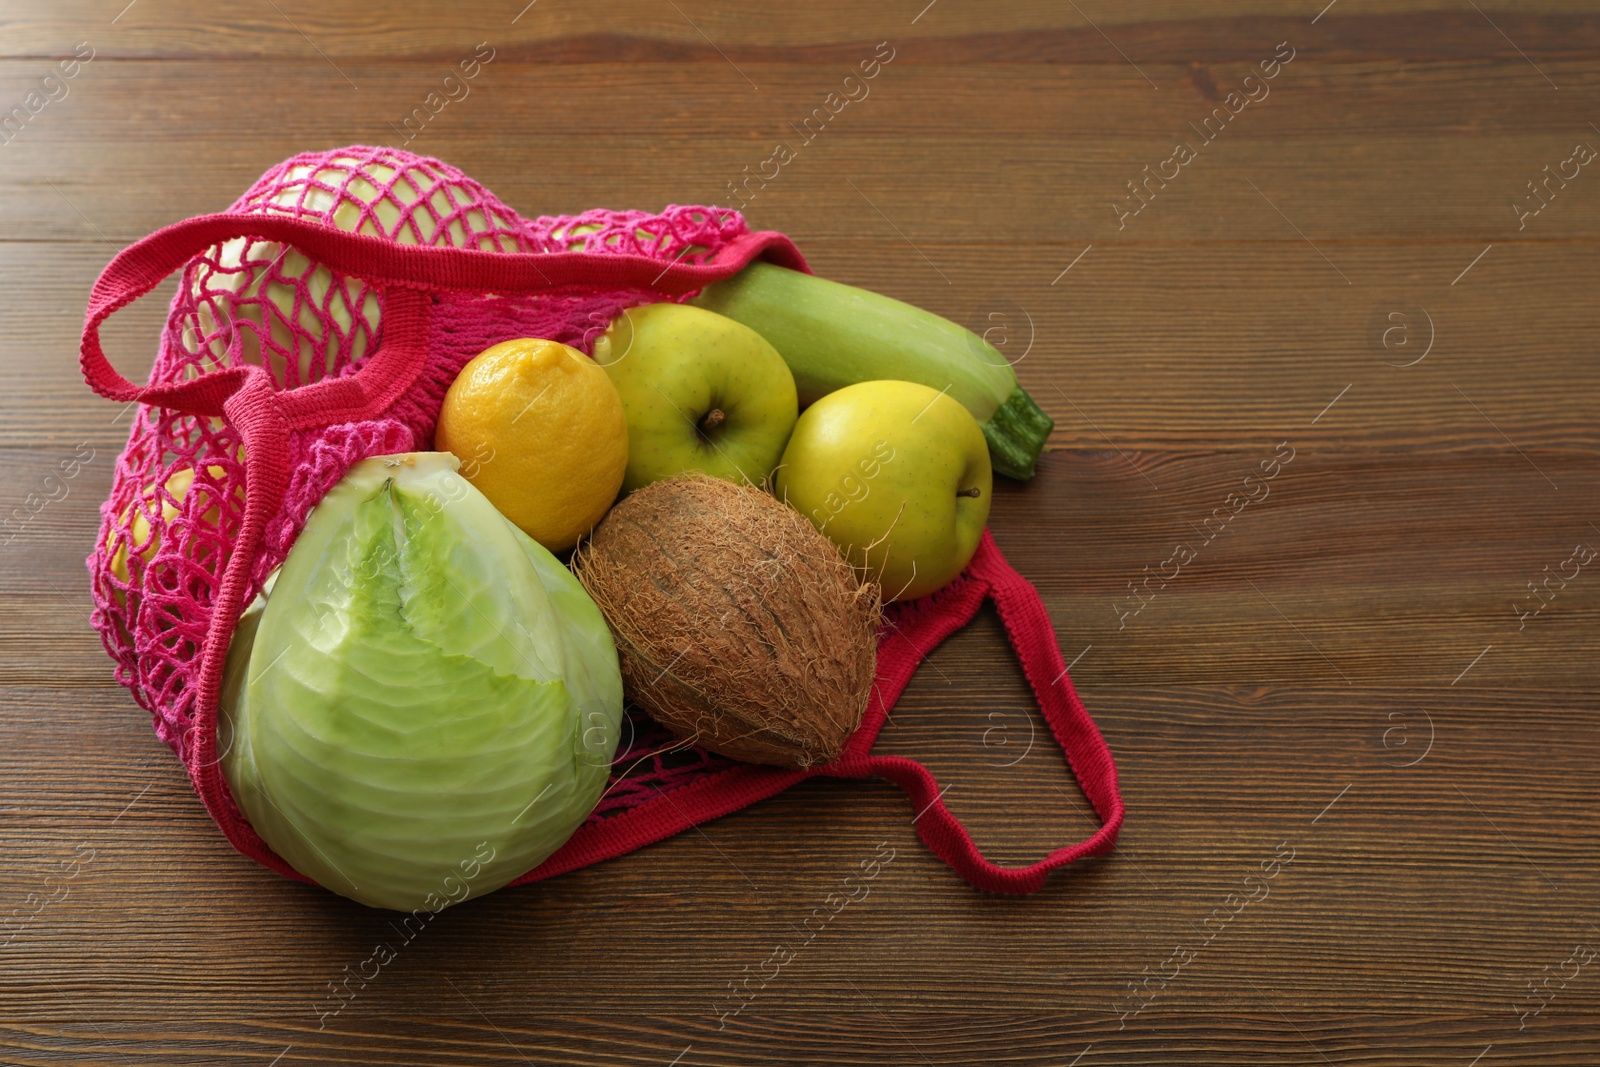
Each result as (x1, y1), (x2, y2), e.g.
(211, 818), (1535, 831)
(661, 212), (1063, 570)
(1, 3), (1597, 60)
(2, 675), (1596, 1019)
(2, 58), (1599, 242)
(0, 1014), (1594, 1067)
(9, 445), (1600, 686)
(3, 239), (1599, 451)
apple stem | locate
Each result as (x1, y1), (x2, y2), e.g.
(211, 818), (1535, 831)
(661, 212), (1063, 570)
(956, 486), (982, 498)
(699, 408), (727, 434)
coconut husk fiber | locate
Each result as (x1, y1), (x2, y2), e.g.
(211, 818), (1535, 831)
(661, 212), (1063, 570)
(572, 473), (880, 769)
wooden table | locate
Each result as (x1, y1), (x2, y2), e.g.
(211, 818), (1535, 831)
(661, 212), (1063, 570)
(3, 2), (1597, 1063)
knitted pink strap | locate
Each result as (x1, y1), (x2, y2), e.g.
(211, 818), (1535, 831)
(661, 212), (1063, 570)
(80, 212), (806, 406)
(521, 531), (1122, 895)
(849, 531), (1122, 892)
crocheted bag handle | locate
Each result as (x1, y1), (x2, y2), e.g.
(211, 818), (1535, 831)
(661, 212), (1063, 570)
(842, 532), (1122, 893)
(79, 211), (807, 411)
(523, 532), (1123, 896)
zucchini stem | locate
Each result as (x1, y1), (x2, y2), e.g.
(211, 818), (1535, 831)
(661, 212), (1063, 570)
(982, 386), (1056, 481)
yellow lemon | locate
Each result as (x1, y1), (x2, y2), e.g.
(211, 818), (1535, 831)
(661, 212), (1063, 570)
(435, 338), (629, 552)
(107, 460), (239, 584)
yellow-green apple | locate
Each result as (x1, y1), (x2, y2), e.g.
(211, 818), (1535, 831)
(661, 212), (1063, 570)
(593, 304), (798, 493)
(776, 380), (991, 601)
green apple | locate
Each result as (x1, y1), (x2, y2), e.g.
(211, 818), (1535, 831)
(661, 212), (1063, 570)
(776, 380), (992, 601)
(593, 303), (798, 493)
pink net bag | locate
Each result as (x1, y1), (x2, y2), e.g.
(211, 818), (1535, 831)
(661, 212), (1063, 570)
(81, 146), (1122, 896)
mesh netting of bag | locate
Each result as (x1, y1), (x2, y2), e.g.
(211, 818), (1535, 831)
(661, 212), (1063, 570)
(88, 145), (753, 820)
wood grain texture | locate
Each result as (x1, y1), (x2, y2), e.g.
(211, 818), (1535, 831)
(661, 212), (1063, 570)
(2, 1), (1598, 1064)
(5, 60), (1600, 242)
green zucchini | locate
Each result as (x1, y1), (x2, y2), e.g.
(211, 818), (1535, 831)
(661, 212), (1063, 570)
(691, 262), (1053, 480)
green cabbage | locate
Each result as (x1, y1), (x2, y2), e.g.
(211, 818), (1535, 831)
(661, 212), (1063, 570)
(220, 452), (622, 911)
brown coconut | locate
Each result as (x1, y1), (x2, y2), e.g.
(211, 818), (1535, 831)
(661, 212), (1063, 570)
(572, 474), (880, 769)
